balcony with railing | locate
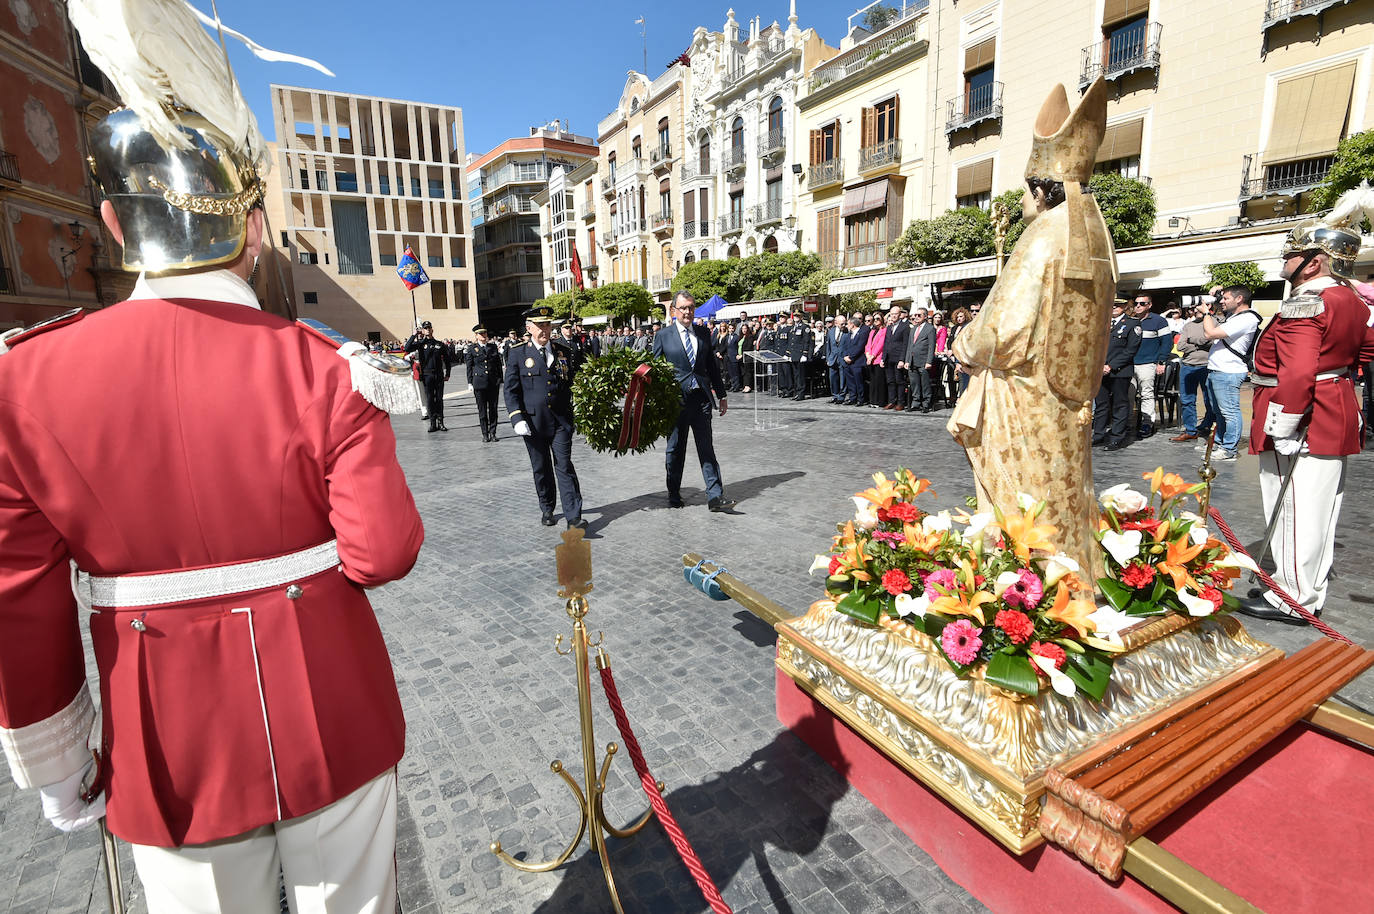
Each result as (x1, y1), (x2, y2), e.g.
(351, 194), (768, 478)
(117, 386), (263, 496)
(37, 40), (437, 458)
(724, 146), (747, 176)
(751, 199), (784, 226)
(808, 157), (843, 189)
(859, 137), (902, 173)
(650, 145), (675, 174)
(760, 36), (790, 65)
(694, 220), (714, 238)
(945, 81), (1004, 135)
(485, 194), (537, 222)
(481, 161), (550, 193)
(682, 219), (697, 240)
(719, 211), (745, 236)
(722, 63), (749, 93)
(652, 210), (674, 234)
(0, 150), (19, 186)
(1239, 150), (1336, 200)
(601, 173), (616, 196)
(758, 128), (785, 159)
(680, 160), (713, 183)
(1080, 22), (1162, 89)
(578, 202), (596, 221)
(603, 227), (619, 251)
(1263, 0), (1348, 30)
(808, 11), (926, 94)
(649, 274), (671, 292)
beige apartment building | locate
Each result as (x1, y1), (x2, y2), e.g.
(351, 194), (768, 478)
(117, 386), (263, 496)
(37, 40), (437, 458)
(795, 2), (929, 273)
(269, 85), (475, 342)
(829, 0), (1374, 304)
(534, 159), (599, 297)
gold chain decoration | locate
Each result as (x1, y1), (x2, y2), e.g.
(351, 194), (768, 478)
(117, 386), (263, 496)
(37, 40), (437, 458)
(146, 174), (264, 216)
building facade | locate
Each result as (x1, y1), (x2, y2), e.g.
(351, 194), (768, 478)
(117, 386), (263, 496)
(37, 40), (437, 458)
(535, 159), (599, 300)
(269, 85), (475, 342)
(679, 7), (838, 266)
(0, 2), (121, 329)
(470, 122), (597, 331)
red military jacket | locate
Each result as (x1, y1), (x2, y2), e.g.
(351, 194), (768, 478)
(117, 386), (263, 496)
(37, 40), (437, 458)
(1249, 278), (1374, 456)
(0, 282), (423, 847)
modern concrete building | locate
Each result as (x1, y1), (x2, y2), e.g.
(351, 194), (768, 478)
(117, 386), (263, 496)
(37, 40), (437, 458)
(469, 122), (597, 331)
(269, 85), (475, 342)
(678, 6), (838, 265)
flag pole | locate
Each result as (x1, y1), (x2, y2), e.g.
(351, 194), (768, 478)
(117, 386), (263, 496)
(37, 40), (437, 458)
(410, 288), (417, 329)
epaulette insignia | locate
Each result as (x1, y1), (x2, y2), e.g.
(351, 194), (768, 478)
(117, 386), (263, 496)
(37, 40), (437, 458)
(0, 308), (84, 355)
(1279, 292), (1325, 320)
(296, 318), (421, 415)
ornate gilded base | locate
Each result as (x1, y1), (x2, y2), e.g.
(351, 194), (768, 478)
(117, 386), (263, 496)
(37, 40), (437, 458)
(775, 601), (1280, 853)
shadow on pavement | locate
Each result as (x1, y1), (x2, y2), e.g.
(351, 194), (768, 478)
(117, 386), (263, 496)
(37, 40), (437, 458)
(582, 472), (806, 537)
(531, 709), (848, 914)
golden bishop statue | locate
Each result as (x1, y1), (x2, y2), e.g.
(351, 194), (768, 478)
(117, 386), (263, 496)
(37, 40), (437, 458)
(948, 78), (1117, 587)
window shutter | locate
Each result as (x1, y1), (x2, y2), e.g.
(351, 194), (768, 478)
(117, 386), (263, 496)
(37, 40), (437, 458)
(1263, 63), (1357, 164)
(810, 129), (821, 165)
(963, 38), (996, 73)
(861, 107), (876, 148)
(892, 95), (901, 139)
(1096, 119), (1144, 163)
(971, 159), (994, 196)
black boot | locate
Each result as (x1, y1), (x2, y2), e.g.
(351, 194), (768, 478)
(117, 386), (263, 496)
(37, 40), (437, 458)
(427, 417), (438, 433)
(438, 418), (449, 432)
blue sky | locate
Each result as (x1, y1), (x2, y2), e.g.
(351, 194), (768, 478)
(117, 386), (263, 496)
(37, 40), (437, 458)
(196, 0), (882, 158)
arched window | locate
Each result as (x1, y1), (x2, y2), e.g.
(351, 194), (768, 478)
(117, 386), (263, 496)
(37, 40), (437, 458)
(684, 251), (695, 264)
(698, 132), (710, 172)
(727, 244), (740, 259)
(700, 247), (710, 261)
(730, 117), (744, 157)
(763, 234), (778, 253)
(767, 96), (784, 136)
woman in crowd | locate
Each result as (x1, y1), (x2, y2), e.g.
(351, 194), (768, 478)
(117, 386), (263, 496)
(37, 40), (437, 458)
(864, 312), (887, 408)
(930, 311), (950, 409)
(738, 321), (757, 394)
(947, 307), (973, 399)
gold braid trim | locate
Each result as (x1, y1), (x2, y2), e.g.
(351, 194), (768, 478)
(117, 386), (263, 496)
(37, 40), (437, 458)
(146, 175), (265, 216)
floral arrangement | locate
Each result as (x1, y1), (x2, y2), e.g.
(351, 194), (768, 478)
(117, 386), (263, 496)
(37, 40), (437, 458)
(811, 469), (1116, 700)
(1095, 468), (1256, 619)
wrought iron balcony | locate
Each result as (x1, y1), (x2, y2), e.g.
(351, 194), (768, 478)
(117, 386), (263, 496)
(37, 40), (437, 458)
(652, 210), (674, 233)
(578, 202), (596, 222)
(1239, 150), (1336, 200)
(945, 82), (1004, 135)
(680, 160), (713, 182)
(808, 14), (925, 93)
(1080, 22), (1162, 89)
(697, 220), (714, 237)
(808, 157), (843, 189)
(683, 220), (697, 240)
(650, 145), (674, 173)
(859, 137), (901, 172)
(751, 199), (784, 225)
(649, 274), (670, 292)
(760, 36), (789, 64)
(722, 64), (749, 92)
(719, 211), (745, 235)
(0, 150), (19, 186)
(601, 174), (615, 196)
(1263, 0), (1347, 29)
(758, 128), (785, 158)
(724, 146), (747, 176)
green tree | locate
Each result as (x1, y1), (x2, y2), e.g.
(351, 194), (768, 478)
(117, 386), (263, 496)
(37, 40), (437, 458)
(862, 4), (899, 31)
(1087, 172), (1157, 248)
(888, 207), (994, 268)
(1205, 261), (1267, 293)
(533, 289), (577, 320)
(579, 281), (654, 323)
(669, 258), (734, 305)
(797, 268), (877, 315)
(992, 188), (1028, 254)
(727, 250), (822, 301)
(1309, 129), (1374, 213)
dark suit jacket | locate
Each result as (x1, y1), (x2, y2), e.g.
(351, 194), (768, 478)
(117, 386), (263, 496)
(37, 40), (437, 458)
(653, 322), (727, 400)
(906, 322), (936, 368)
(841, 326), (869, 361)
(824, 326), (845, 366)
(886, 319), (912, 365)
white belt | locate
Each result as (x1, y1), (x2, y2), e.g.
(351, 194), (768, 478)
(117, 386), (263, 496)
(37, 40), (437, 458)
(1250, 367), (1348, 388)
(86, 540), (340, 608)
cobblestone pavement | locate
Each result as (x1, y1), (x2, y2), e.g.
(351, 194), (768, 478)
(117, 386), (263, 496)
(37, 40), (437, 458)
(5, 386), (1373, 914)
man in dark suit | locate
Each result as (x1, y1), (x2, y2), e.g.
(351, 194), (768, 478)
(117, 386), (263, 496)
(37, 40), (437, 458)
(505, 305), (586, 527)
(824, 314), (846, 403)
(1093, 299), (1143, 450)
(884, 306), (911, 410)
(905, 307), (937, 411)
(653, 291), (735, 512)
(840, 314), (869, 405)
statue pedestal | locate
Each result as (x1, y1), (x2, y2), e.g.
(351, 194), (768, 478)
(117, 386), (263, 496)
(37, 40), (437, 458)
(774, 601), (1280, 853)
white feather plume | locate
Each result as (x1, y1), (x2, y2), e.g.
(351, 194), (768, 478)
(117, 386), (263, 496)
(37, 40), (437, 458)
(1325, 180), (1374, 233)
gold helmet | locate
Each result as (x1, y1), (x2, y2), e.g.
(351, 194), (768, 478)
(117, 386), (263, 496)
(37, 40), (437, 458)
(89, 108), (264, 272)
(1280, 181), (1373, 281)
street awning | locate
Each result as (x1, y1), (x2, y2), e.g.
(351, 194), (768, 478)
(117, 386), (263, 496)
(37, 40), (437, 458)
(827, 257), (996, 295)
(1118, 228), (1292, 289)
(715, 297), (800, 319)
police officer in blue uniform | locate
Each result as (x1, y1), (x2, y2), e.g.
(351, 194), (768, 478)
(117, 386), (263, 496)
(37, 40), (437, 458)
(504, 305), (586, 527)
(1093, 298), (1143, 450)
(406, 320), (452, 432)
(466, 324), (503, 442)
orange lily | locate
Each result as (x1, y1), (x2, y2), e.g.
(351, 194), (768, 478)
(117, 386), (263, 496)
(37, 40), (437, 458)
(1158, 535), (1204, 591)
(901, 522), (945, 554)
(999, 508), (1058, 561)
(1044, 585), (1097, 634)
(1142, 467), (1194, 502)
(929, 587), (996, 625)
(856, 472), (905, 510)
(832, 521), (873, 582)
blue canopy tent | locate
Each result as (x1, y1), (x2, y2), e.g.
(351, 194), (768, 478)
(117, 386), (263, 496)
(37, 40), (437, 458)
(695, 294), (728, 320)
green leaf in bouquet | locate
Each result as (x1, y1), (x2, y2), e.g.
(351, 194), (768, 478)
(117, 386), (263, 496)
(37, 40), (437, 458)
(1149, 574), (1170, 604)
(1219, 589), (1241, 611)
(1063, 650), (1114, 702)
(835, 590), (882, 625)
(1053, 638), (1086, 653)
(1098, 577), (1135, 612)
(986, 652), (1039, 697)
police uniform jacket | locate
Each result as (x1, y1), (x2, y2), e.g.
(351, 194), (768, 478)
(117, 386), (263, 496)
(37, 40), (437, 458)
(0, 274), (423, 848)
(1250, 278), (1374, 456)
(405, 333), (451, 377)
(504, 338), (583, 438)
(465, 341), (502, 389)
(1104, 316), (1142, 377)
(788, 324), (813, 362)
(773, 324), (791, 355)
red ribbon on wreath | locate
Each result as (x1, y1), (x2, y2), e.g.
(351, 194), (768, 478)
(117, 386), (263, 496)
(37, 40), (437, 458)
(617, 363), (654, 451)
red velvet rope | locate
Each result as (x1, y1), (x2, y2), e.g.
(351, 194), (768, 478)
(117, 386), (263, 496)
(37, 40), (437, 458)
(616, 364), (653, 452)
(1207, 506), (1354, 645)
(597, 665), (733, 914)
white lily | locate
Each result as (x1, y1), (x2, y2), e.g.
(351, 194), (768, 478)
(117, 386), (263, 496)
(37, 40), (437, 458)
(1016, 492), (1039, 512)
(893, 591), (932, 619)
(1086, 604), (1136, 640)
(852, 496), (879, 531)
(922, 510), (953, 534)
(808, 554), (833, 576)
(1214, 549), (1259, 573)
(1177, 589), (1217, 617)
(1100, 529), (1143, 566)
(1043, 553), (1081, 587)
(1188, 525), (1210, 546)
(1031, 654), (1077, 697)
(1099, 483), (1148, 515)
(994, 571), (1021, 598)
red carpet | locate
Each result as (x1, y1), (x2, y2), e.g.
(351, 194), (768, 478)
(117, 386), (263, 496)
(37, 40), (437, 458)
(776, 668), (1373, 912)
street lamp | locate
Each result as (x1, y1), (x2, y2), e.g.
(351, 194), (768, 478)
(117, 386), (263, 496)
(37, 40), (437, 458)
(57, 220), (84, 300)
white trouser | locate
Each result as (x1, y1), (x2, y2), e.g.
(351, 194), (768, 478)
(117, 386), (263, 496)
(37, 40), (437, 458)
(1258, 451), (1346, 613)
(131, 770), (397, 914)
(1133, 363), (1158, 423)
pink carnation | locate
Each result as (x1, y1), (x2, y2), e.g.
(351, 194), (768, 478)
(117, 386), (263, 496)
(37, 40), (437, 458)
(1001, 569), (1045, 609)
(923, 568), (959, 595)
(871, 530), (905, 548)
(941, 619), (984, 665)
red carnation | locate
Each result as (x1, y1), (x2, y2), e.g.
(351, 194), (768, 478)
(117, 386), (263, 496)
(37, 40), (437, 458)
(887, 502), (919, 524)
(1120, 561), (1156, 589)
(882, 568), (913, 595)
(1030, 641), (1068, 670)
(828, 556), (842, 576)
(995, 610), (1034, 645)
(1200, 586), (1224, 611)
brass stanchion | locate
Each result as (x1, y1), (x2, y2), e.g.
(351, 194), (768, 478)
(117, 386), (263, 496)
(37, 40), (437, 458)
(1196, 428), (1218, 517)
(490, 529), (659, 914)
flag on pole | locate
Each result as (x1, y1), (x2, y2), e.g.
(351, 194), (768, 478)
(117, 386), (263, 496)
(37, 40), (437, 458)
(570, 244), (585, 290)
(396, 245), (429, 290)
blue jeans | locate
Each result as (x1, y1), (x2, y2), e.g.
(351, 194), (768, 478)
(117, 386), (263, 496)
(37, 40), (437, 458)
(1178, 364), (1210, 434)
(1206, 370), (1246, 452)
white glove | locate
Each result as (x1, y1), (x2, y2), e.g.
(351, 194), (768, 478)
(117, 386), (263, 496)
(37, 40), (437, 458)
(800, 355), (808, 362)
(514, 420), (532, 437)
(39, 759), (104, 832)
(1273, 435), (1305, 456)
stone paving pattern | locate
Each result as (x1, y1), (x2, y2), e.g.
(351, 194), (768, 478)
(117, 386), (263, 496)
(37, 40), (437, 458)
(4, 385), (1373, 914)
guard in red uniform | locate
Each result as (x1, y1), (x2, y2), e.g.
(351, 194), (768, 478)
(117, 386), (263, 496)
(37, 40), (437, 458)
(0, 5), (423, 911)
(1238, 184), (1374, 623)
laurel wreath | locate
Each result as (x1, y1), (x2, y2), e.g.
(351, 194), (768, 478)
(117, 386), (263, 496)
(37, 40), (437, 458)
(572, 347), (682, 455)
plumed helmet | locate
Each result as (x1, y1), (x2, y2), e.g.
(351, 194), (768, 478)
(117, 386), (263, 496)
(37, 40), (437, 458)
(1281, 181), (1374, 281)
